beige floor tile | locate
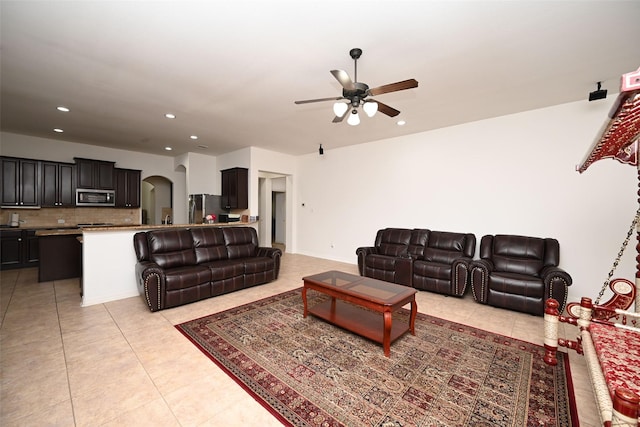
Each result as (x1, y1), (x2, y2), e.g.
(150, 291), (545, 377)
(71, 368), (161, 427)
(0, 366), (70, 422)
(163, 376), (235, 427)
(0, 398), (75, 427)
(99, 397), (180, 427)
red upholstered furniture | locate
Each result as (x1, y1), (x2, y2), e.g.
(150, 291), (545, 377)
(544, 298), (640, 426)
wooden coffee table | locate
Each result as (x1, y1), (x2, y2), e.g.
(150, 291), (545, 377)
(302, 270), (417, 357)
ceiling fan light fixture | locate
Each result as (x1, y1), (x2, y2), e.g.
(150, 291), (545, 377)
(333, 102), (349, 117)
(347, 109), (360, 126)
(363, 101), (378, 117)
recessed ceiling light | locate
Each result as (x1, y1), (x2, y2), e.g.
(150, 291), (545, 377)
(165, 113), (176, 119)
(164, 146), (172, 151)
(190, 135), (198, 140)
(53, 128), (64, 133)
(57, 106), (70, 112)
(396, 120), (406, 126)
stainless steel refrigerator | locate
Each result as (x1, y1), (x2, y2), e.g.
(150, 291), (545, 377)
(188, 194), (224, 224)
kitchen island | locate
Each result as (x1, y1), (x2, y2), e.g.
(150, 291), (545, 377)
(36, 229), (82, 282)
(78, 222), (257, 307)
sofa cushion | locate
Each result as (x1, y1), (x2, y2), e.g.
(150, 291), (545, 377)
(202, 259), (246, 281)
(365, 254), (397, 271)
(147, 229), (197, 268)
(413, 260), (451, 280)
(491, 235), (544, 276)
(191, 228), (228, 263)
(487, 271), (544, 298)
(376, 228), (412, 257)
(223, 227), (258, 259)
(163, 265), (212, 291)
(243, 257), (275, 274)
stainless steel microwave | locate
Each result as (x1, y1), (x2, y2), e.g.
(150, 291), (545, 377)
(76, 189), (115, 206)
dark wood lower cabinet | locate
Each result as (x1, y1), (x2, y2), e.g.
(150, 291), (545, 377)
(38, 234), (82, 282)
(0, 229), (39, 270)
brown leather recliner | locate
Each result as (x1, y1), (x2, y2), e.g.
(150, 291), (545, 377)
(470, 234), (572, 315)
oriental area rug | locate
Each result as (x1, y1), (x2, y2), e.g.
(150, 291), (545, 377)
(176, 289), (578, 426)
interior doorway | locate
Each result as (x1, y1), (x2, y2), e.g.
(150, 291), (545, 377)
(141, 176), (173, 225)
(258, 173), (289, 252)
(272, 191), (286, 247)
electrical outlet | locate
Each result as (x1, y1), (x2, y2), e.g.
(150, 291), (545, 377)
(58, 219), (65, 224)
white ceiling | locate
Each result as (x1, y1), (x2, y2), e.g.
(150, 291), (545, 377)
(1, 1), (639, 157)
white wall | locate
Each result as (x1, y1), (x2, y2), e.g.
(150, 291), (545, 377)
(294, 98), (638, 303)
(182, 152), (219, 195)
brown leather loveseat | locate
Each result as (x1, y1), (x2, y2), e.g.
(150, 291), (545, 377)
(356, 228), (476, 296)
(133, 226), (281, 311)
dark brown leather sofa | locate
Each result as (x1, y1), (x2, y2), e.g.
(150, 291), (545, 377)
(470, 234), (572, 316)
(133, 227), (281, 312)
(356, 228), (476, 296)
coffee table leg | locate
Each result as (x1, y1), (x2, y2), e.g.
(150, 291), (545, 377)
(383, 310), (392, 357)
(302, 285), (308, 318)
(410, 298), (417, 335)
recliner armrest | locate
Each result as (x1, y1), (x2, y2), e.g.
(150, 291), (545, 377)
(257, 247), (282, 278)
(135, 261), (166, 312)
(540, 266), (572, 286)
(356, 246), (377, 275)
(540, 266), (572, 312)
(469, 259), (494, 303)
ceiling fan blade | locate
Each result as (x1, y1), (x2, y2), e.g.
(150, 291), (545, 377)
(332, 112), (349, 123)
(294, 96), (343, 105)
(330, 69), (355, 90)
(374, 100), (400, 117)
(368, 79), (418, 96)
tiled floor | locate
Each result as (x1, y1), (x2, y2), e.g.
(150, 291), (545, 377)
(1, 253), (599, 426)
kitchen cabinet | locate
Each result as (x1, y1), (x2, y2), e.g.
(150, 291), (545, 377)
(221, 167), (248, 210)
(74, 158), (115, 190)
(1, 157), (40, 207)
(114, 168), (141, 208)
(0, 229), (39, 270)
(41, 161), (75, 207)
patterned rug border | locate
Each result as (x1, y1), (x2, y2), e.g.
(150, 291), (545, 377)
(175, 288), (579, 426)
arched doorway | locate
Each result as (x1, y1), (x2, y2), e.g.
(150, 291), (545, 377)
(141, 176), (173, 225)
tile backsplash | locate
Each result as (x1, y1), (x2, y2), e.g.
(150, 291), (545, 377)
(0, 207), (141, 228)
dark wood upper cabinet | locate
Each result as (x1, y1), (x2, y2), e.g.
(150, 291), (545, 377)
(1, 157), (40, 207)
(41, 161), (75, 207)
(114, 168), (141, 208)
(74, 158), (115, 190)
(221, 167), (248, 210)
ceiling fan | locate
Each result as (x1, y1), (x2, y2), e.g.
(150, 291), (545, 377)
(294, 48), (418, 125)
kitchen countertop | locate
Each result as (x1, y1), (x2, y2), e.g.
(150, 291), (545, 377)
(34, 222), (256, 236)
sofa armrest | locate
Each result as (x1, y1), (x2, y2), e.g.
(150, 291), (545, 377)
(355, 246), (377, 276)
(135, 261), (166, 312)
(451, 257), (473, 295)
(469, 259), (494, 303)
(257, 247), (282, 278)
(540, 266), (572, 312)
